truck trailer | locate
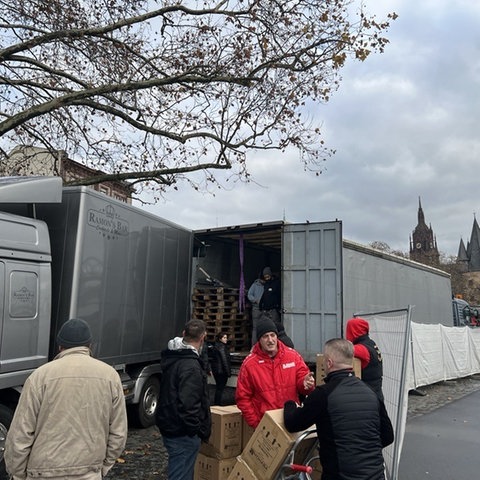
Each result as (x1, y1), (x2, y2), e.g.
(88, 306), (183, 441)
(193, 221), (453, 365)
(0, 176), (192, 443)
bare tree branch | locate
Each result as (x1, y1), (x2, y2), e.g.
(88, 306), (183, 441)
(0, 0), (396, 199)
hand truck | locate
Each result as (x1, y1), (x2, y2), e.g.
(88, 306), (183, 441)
(275, 428), (320, 480)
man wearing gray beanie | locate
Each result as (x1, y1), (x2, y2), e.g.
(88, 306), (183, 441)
(5, 318), (128, 480)
(235, 317), (315, 428)
(56, 317), (93, 348)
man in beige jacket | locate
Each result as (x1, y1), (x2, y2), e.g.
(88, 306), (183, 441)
(5, 318), (128, 480)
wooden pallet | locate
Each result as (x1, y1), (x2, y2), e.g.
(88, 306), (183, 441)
(193, 306), (239, 315)
(200, 316), (251, 343)
(193, 286), (239, 296)
(192, 299), (239, 308)
(229, 331), (250, 350)
(192, 287), (239, 303)
(192, 285), (251, 347)
(192, 293), (238, 301)
(201, 315), (249, 328)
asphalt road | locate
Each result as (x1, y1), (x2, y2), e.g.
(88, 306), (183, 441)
(398, 387), (480, 480)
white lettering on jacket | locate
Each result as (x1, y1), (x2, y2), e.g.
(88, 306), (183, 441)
(282, 362), (295, 369)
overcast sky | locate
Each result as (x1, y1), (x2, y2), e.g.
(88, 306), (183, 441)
(139, 0), (480, 257)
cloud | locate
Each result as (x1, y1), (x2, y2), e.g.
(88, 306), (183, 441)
(139, 0), (480, 258)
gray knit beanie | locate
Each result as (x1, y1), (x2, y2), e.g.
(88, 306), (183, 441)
(57, 318), (92, 348)
(262, 266), (272, 277)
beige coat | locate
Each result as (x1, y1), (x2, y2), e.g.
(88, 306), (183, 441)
(5, 347), (128, 479)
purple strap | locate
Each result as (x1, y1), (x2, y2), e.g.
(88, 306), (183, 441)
(239, 234), (245, 313)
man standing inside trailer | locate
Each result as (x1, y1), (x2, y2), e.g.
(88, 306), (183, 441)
(5, 318), (128, 480)
(258, 266), (282, 324)
(247, 269), (266, 344)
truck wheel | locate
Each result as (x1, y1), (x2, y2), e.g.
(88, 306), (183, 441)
(0, 405), (14, 480)
(135, 376), (160, 428)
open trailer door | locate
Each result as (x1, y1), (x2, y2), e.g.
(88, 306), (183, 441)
(282, 221), (343, 362)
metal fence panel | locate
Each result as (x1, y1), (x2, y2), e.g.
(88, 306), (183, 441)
(354, 307), (412, 480)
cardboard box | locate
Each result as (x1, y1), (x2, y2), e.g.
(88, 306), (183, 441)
(242, 417), (255, 450)
(227, 456), (259, 480)
(240, 408), (302, 479)
(194, 453), (237, 480)
(316, 354), (361, 385)
(200, 405), (243, 459)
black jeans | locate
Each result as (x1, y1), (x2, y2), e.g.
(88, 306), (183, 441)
(213, 373), (229, 405)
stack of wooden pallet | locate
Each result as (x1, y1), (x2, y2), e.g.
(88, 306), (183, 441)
(192, 286), (251, 350)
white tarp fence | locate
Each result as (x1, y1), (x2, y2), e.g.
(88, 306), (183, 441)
(409, 323), (480, 389)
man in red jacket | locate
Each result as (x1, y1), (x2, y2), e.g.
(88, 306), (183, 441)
(235, 318), (315, 428)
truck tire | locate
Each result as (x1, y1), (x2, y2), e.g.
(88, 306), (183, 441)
(0, 405), (14, 480)
(133, 376), (160, 428)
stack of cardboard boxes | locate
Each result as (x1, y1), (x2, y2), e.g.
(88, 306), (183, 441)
(195, 405), (320, 480)
(194, 405), (243, 480)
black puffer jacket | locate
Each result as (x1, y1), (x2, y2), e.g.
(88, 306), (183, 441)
(284, 369), (394, 480)
(156, 345), (211, 441)
(210, 341), (231, 377)
(259, 276), (281, 310)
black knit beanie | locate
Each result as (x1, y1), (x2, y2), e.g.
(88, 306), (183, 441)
(57, 318), (92, 348)
(256, 318), (278, 341)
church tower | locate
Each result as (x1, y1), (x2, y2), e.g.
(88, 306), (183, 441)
(456, 216), (480, 272)
(409, 198), (440, 266)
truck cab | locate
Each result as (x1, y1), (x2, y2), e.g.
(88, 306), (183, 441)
(452, 297), (475, 326)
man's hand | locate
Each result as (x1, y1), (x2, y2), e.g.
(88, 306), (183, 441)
(303, 372), (315, 391)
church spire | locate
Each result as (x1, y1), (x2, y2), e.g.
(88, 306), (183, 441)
(418, 196), (426, 225)
(410, 198), (439, 266)
(467, 216), (480, 271)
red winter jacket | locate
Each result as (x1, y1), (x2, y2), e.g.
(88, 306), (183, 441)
(235, 340), (312, 428)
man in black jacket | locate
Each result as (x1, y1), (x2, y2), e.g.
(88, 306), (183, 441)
(284, 338), (394, 480)
(259, 266), (281, 324)
(156, 319), (211, 480)
(258, 267), (295, 347)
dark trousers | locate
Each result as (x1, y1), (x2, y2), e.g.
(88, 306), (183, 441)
(162, 434), (201, 480)
(213, 373), (229, 405)
(260, 308), (280, 324)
